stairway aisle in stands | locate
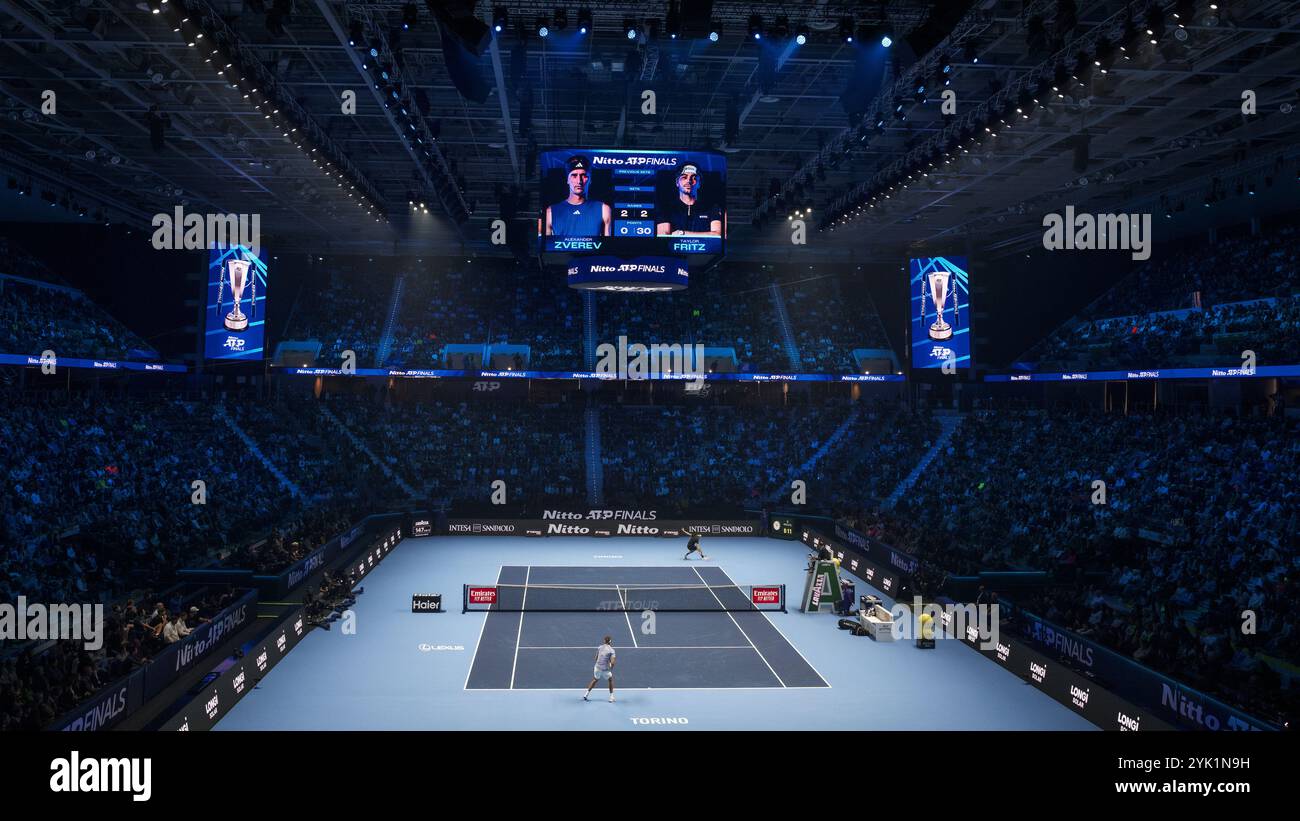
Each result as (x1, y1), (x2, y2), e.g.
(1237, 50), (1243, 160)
(767, 405), (861, 503)
(585, 402), (603, 507)
(883, 413), (963, 510)
(375, 273), (405, 367)
(769, 282), (802, 371)
(214, 403), (303, 499)
(317, 402), (420, 498)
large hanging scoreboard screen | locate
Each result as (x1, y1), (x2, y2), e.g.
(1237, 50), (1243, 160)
(537, 148), (726, 258)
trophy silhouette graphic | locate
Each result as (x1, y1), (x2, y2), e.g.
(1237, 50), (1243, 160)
(925, 268), (954, 341)
(223, 258), (251, 331)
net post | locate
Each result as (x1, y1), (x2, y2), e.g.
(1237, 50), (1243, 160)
(781, 583), (787, 613)
(462, 584), (468, 614)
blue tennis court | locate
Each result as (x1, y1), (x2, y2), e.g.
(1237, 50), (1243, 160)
(464, 565), (828, 690)
(215, 536), (1093, 730)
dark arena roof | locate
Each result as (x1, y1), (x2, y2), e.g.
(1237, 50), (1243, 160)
(1, 0), (1299, 805)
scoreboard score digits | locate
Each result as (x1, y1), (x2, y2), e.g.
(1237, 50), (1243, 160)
(538, 148), (726, 257)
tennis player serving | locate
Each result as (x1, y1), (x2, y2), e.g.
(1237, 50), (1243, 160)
(583, 635), (617, 702)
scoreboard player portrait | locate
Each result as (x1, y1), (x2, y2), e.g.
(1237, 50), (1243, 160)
(544, 155), (612, 237)
(655, 162), (723, 237)
(537, 148), (726, 260)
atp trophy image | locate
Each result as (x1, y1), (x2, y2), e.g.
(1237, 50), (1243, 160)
(925, 268), (954, 341)
(223, 257), (253, 332)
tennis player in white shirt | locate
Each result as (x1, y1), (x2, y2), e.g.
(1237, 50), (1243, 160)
(583, 635), (617, 702)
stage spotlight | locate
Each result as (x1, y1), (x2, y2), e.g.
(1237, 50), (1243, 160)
(1051, 63), (1068, 94)
(880, 32), (893, 48)
(1173, 0), (1194, 25)
(401, 3), (417, 30)
(963, 41), (979, 64)
(1119, 16), (1139, 58)
(1145, 5), (1165, 43)
(577, 8), (592, 35)
(1094, 38), (1115, 73)
(749, 14), (762, 40)
(665, 2), (680, 39)
(838, 17), (854, 43)
(625, 18), (638, 39)
(492, 7), (508, 33)
(708, 23), (721, 42)
(348, 19), (363, 45)
(536, 16), (549, 38)
(795, 24), (809, 45)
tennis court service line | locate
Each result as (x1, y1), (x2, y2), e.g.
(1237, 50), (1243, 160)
(517, 645), (754, 650)
(691, 566), (786, 688)
(714, 565), (832, 689)
(617, 585), (640, 648)
(508, 565), (531, 689)
(462, 564), (504, 691)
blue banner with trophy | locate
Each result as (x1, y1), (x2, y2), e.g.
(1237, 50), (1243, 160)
(910, 256), (971, 369)
(205, 245), (268, 361)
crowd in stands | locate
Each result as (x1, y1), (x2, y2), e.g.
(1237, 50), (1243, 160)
(0, 278), (156, 361)
(782, 274), (893, 373)
(597, 272), (788, 372)
(303, 569), (361, 630)
(281, 261), (395, 367)
(1026, 227), (1300, 370)
(0, 587), (238, 730)
(381, 261), (582, 370)
(598, 401), (932, 512)
(875, 407), (1299, 724)
(285, 259), (887, 374)
(324, 395), (585, 509)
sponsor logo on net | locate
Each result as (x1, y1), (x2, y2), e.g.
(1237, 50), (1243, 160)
(630, 717), (690, 725)
(49, 752), (151, 802)
(888, 598), (1000, 651)
(419, 643), (465, 652)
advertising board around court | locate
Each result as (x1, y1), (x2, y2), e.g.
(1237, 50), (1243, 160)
(797, 526), (905, 597)
(161, 609), (309, 731)
(51, 589), (258, 729)
(1013, 610), (1275, 731)
(442, 517), (759, 537)
(934, 598), (1175, 731)
(142, 588), (258, 699)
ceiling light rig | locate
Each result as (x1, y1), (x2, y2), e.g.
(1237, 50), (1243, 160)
(823, 5), (1185, 233)
(355, 17), (471, 224)
(764, 13), (995, 231)
(158, 0), (389, 225)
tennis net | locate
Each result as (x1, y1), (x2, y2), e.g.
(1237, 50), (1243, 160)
(462, 582), (786, 613)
